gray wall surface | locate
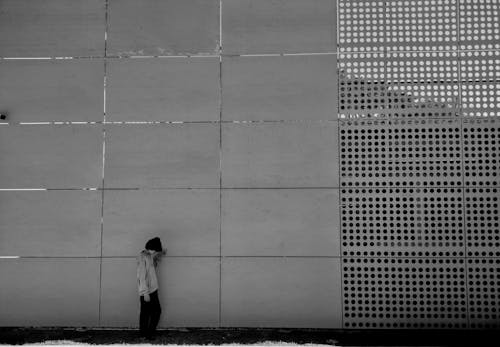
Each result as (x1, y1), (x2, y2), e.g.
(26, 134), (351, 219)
(0, 0), (499, 329)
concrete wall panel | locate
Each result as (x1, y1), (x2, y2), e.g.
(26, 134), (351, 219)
(222, 0), (337, 54)
(105, 124), (219, 188)
(0, 60), (103, 122)
(108, 0), (219, 56)
(221, 258), (342, 328)
(222, 55), (338, 121)
(222, 189), (340, 256)
(107, 58), (219, 122)
(0, 258), (100, 326)
(0, 191), (101, 257)
(0, 125), (103, 189)
(100, 257), (220, 327)
(103, 190), (219, 256)
(0, 0), (104, 57)
(222, 123), (339, 188)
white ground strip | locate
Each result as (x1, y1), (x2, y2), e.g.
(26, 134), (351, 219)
(0, 342), (336, 347)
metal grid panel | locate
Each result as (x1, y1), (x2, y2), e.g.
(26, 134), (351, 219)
(336, 0), (500, 332)
(385, 51), (460, 118)
(341, 188), (465, 257)
(460, 50), (500, 118)
(459, 0), (500, 50)
(385, 0), (458, 52)
(461, 83), (500, 117)
(462, 118), (500, 187)
(342, 257), (468, 329)
(338, 51), (387, 118)
(339, 119), (463, 187)
(338, 1), (385, 52)
(465, 187), (500, 257)
(467, 258), (500, 329)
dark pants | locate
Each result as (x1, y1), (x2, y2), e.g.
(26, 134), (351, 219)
(139, 290), (161, 338)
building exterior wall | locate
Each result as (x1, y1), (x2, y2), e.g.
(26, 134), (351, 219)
(0, 0), (498, 329)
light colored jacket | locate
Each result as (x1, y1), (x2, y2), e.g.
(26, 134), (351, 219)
(137, 250), (164, 296)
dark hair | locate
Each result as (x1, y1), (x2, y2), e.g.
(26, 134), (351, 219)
(145, 237), (162, 252)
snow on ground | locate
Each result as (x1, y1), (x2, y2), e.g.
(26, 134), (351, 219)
(0, 341), (335, 347)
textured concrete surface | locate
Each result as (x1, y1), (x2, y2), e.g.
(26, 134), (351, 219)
(222, 55), (338, 121)
(100, 257), (220, 327)
(222, 0), (337, 54)
(102, 189), (219, 256)
(0, 0), (105, 57)
(222, 122), (339, 188)
(104, 124), (220, 188)
(107, 58), (220, 122)
(0, 125), (103, 189)
(0, 191), (101, 257)
(0, 60), (104, 122)
(0, 259), (100, 326)
(221, 258), (342, 328)
(222, 189), (340, 256)
(107, 0), (219, 56)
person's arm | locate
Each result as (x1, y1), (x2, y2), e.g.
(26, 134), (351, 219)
(137, 255), (150, 301)
(153, 248), (166, 266)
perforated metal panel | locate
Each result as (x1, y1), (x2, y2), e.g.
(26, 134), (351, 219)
(386, 0), (458, 51)
(460, 50), (500, 117)
(463, 118), (500, 187)
(339, 119), (463, 187)
(386, 51), (460, 117)
(338, 1), (385, 52)
(338, 51), (387, 118)
(467, 258), (500, 329)
(459, 0), (500, 50)
(342, 258), (468, 329)
(338, 0), (500, 331)
(465, 187), (500, 257)
(341, 188), (465, 257)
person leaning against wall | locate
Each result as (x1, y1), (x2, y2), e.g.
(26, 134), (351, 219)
(137, 237), (167, 340)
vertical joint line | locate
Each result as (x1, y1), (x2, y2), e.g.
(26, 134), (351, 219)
(336, 0), (344, 330)
(218, 0), (223, 325)
(99, 0), (109, 326)
(104, 0), (109, 58)
(219, 0), (223, 53)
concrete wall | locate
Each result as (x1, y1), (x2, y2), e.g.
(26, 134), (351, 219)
(0, 0), (499, 329)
